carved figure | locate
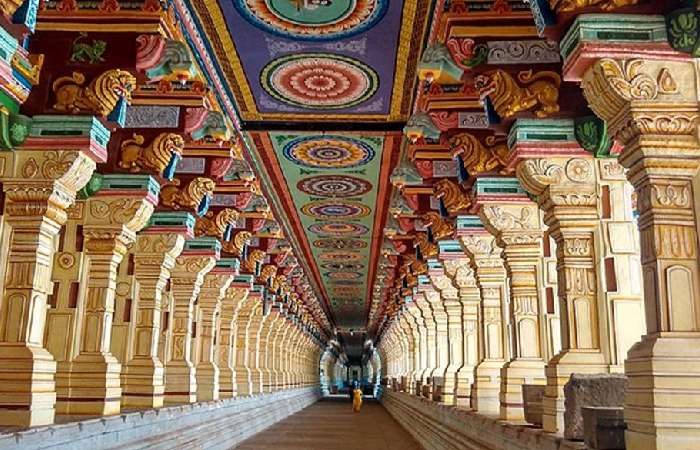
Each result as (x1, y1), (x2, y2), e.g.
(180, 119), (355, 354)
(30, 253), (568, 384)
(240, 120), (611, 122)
(549, 0), (637, 12)
(259, 265), (277, 283)
(434, 179), (471, 216)
(414, 232), (438, 258)
(448, 132), (512, 175)
(194, 208), (240, 238)
(223, 230), (252, 256)
(244, 249), (265, 273)
(52, 69), (136, 116)
(403, 113), (441, 143)
(160, 177), (215, 211)
(418, 43), (464, 84)
(119, 132), (185, 174)
(475, 69), (561, 118)
(421, 212), (454, 241)
(70, 33), (107, 64)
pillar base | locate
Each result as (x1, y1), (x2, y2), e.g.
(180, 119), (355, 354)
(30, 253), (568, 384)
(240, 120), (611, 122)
(624, 333), (700, 450)
(473, 360), (505, 415)
(218, 367), (237, 399)
(121, 357), (165, 409)
(250, 369), (264, 394)
(455, 372), (473, 408)
(164, 362), (197, 405)
(195, 362), (220, 401)
(236, 369), (253, 396)
(499, 359), (546, 422)
(542, 350), (607, 434)
(0, 344), (56, 427)
(441, 365), (460, 405)
(57, 354), (121, 416)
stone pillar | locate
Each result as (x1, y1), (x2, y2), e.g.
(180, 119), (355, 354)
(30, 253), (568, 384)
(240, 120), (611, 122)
(458, 217), (509, 416)
(428, 259), (462, 405)
(443, 254), (480, 408)
(401, 304), (421, 394)
(235, 289), (260, 395)
(475, 180), (548, 421)
(260, 309), (281, 392)
(247, 301), (268, 394)
(195, 260), (236, 401)
(581, 55), (700, 450)
(164, 238), (218, 405)
(407, 296), (428, 391)
(421, 278), (450, 401)
(61, 176), (157, 416)
(121, 213), (192, 409)
(217, 280), (250, 399)
(510, 119), (611, 433)
(413, 288), (436, 390)
(0, 118), (106, 426)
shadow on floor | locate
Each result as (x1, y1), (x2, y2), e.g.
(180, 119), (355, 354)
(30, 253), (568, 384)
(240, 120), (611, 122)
(232, 396), (423, 450)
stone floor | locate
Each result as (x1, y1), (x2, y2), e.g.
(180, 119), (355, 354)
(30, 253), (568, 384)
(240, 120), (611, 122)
(233, 397), (424, 450)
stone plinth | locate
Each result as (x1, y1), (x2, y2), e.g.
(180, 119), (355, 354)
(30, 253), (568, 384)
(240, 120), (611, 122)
(522, 384), (545, 427)
(563, 374), (627, 440)
(582, 406), (625, 450)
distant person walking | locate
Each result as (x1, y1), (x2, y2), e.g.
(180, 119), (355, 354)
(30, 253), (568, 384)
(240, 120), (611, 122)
(352, 382), (363, 413)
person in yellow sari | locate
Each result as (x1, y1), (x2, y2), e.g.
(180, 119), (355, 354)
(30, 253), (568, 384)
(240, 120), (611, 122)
(352, 384), (363, 413)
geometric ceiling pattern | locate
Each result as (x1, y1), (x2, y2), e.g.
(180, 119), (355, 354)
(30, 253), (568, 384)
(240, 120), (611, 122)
(251, 132), (399, 328)
(202, 0), (430, 122)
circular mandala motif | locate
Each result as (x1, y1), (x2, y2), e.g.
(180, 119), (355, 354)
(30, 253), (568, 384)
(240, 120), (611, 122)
(284, 135), (375, 169)
(319, 251), (362, 261)
(321, 262), (365, 271)
(302, 200), (370, 219)
(325, 271), (363, 280)
(313, 238), (368, 250)
(233, 0), (387, 41)
(309, 221), (369, 236)
(297, 175), (372, 198)
(262, 54), (379, 109)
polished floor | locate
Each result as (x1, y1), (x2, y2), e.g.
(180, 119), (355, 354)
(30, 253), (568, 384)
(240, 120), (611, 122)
(233, 397), (423, 450)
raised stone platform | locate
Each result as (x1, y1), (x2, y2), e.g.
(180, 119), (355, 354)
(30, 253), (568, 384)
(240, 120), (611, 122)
(0, 387), (320, 450)
(381, 390), (589, 450)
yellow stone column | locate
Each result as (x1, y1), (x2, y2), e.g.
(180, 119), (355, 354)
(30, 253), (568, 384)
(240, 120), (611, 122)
(582, 57), (700, 449)
(163, 239), (218, 404)
(247, 300), (268, 394)
(398, 312), (417, 393)
(459, 220), (509, 416)
(217, 281), (250, 399)
(121, 214), (191, 409)
(260, 307), (282, 392)
(477, 198), (548, 421)
(0, 126), (104, 426)
(275, 314), (293, 389)
(444, 257), (480, 408)
(195, 261), (236, 401)
(407, 294), (428, 392)
(61, 176), (157, 416)
(235, 289), (261, 395)
(413, 288), (437, 392)
(515, 153), (608, 432)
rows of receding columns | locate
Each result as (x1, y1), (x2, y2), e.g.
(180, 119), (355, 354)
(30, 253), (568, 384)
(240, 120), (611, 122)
(379, 18), (700, 449)
(0, 168), (321, 426)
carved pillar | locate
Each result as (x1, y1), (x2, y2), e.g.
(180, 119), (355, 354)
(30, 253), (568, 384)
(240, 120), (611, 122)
(458, 217), (509, 416)
(121, 213), (191, 408)
(511, 120), (612, 432)
(413, 287), (436, 391)
(443, 251), (480, 408)
(0, 124), (104, 426)
(407, 295), (428, 392)
(260, 309), (281, 392)
(195, 261), (235, 401)
(428, 260), (461, 405)
(421, 278), (450, 401)
(476, 188), (547, 421)
(164, 239), (218, 404)
(235, 290), (260, 395)
(217, 281), (250, 399)
(581, 56), (700, 449)
(60, 176), (157, 416)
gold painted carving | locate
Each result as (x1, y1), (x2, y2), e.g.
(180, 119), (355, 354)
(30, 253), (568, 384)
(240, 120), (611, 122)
(160, 177), (215, 211)
(448, 133), (512, 175)
(52, 69), (136, 117)
(194, 208), (240, 238)
(476, 69), (561, 118)
(244, 249), (265, 272)
(434, 179), (471, 216)
(223, 230), (252, 256)
(549, 0), (638, 12)
(119, 133), (185, 174)
(421, 212), (454, 240)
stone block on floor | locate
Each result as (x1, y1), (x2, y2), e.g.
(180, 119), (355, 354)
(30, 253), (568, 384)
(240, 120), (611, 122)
(563, 374), (627, 440)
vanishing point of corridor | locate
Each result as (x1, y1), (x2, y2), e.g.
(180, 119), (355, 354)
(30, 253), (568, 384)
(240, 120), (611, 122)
(235, 398), (422, 450)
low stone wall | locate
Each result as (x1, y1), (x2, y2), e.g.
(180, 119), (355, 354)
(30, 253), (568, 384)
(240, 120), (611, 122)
(381, 390), (588, 450)
(0, 387), (320, 450)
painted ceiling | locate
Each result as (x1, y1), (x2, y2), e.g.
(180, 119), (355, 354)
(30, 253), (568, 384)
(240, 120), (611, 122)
(194, 0), (431, 122)
(251, 132), (400, 328)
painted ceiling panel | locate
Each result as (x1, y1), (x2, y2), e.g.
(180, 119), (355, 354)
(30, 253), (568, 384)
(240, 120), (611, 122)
(252, 132), (397, 328)
(204, 0), (430, 121)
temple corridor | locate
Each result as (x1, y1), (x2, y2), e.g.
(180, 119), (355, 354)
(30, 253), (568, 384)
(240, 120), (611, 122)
(234, 398), (422, 450)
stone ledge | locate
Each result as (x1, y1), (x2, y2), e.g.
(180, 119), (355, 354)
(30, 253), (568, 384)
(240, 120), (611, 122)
(381, 390), (589, 450)
(0, 387), (321, 450)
